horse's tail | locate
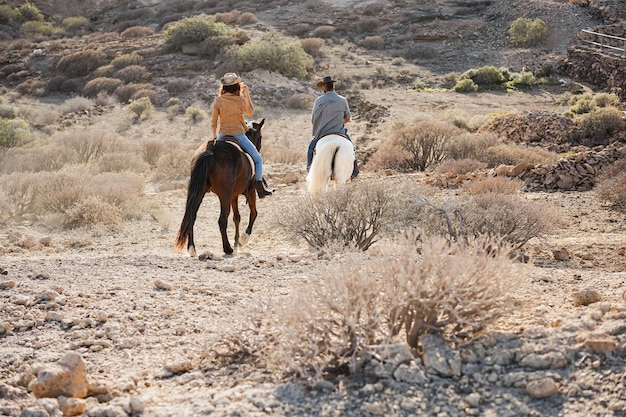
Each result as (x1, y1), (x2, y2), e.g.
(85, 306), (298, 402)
(174, 150), (213, 251)
(307, 139), (340, 195)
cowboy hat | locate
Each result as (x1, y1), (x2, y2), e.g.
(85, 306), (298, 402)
(316, 75), (337, 88)
(220, 72), (241, 86)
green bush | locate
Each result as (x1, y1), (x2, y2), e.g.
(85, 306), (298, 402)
(62, 16), (89, 33)
(460, 66), (506, 87)
(20, 21), (64, 37)
(0, 5), (18, 25)
(230, 33), (313, 79)
(576, 107), (625, 146)
(453, 78), (478, 93)
(593, 92), (621, 108)
(128, 97), (153, 120)
(509, 70), (538, 88)
(508, 18), (547, 47)
(163, 14), (233, 52)
(0, 117), (32, 148)
(16, 1), (44, 22)
(56, 50), (108, 77)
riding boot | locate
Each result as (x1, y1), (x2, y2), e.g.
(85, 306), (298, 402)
(255, 180), (273, 198)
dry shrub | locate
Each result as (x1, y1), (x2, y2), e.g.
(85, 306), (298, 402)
(262, 144), (301, 165)
(461, 176), (523, 195)
(290, 23), (310, 37)
(185, 104), (207, 122)
(141, 139), (168, 166)
(275, 181), (393, 251)
(480, 143), (556, 167)
(58, 130), (117, 164)
(434, 158), (487, 175)
(595, 159), (626, 210)
(395, 191), (560, 248)
(120, 26), (154, 39)
(384, 235), (524, 347)
(214, 235), (525, 380)
(371, 121), (464, 172)
(64, 196), (122, 227)
(215, 10), (256, 25)
(111, 53), (144, 70)
(1, 172), (38, 215)
(359, 36), (384, 50)
(16, 80), (46, 96)
(56, 50), (108, 77)
(28, 168), (144, 227)
(0, 143), (73, 173)
(113, 65), (150, 83)
(152, 146), (195, 181)
(300, 37), (324, 57)
(114, 83), (155, 103)
(460, 193), (561, 248)
(59, 96), (94, 114)
(166, 78), (193, 94)
(311, 25), (335, 38)
(82, 77), (123, 98)
(355, 18), (380, 34)
(285, 93), (313, 110)
(97, 151), (149, 173)
(32, 168), (87, 213)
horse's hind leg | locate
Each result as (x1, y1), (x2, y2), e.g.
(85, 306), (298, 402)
(187, 229), (196, 257)
(218, 197), (233, 255)
(232, 196), (242, 248)
(241, 192), (258, 245)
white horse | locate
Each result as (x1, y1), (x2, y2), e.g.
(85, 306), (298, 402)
(306, 134), (355, 196)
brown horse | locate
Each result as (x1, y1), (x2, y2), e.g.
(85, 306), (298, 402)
(174, 119), (265, 255)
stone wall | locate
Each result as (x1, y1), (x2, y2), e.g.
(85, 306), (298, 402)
(558, 23), (626, 99)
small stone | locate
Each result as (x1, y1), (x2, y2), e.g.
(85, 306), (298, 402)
(572, 290), (601, 306)
(0, 280), (16, 289)
(526, 377), (559, 398)
(154, 280), (173, 291)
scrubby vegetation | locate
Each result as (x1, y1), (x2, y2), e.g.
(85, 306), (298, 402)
(213, 234), (527, 380)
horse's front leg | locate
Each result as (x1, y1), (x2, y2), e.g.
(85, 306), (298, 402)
(218, 197), (233, 255)
(232, 196), (241, 248)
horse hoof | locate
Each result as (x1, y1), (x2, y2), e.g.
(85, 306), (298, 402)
(224, 247), (234, 255)
(188, 247), (197, 257)
(239, 233), (250, 246)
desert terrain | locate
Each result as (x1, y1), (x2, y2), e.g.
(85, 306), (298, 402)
(1, 0), (626, 416)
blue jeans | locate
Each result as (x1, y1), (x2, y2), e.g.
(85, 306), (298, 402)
(218, 133), (263, 181)
(307, 131), (358, 177)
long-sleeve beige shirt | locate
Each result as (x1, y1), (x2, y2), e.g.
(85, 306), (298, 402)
(210, 93), (254, 137)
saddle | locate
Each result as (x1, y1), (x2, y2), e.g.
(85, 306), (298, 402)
(215, 136), (255, 179)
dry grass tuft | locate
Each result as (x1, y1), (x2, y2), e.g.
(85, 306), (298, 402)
(275, 181), (393, 251)
(461, 176), (524, 195)
(211, 235), (526, 381)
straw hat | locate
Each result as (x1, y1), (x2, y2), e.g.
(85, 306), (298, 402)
(220, 72), (241, 86)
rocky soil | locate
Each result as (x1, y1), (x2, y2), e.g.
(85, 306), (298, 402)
(1, 0), (626, 416)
